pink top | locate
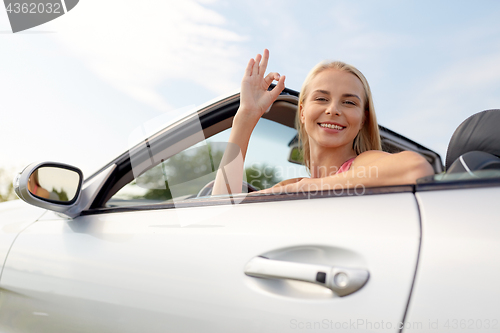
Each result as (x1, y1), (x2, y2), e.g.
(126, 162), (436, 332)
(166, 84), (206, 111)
(336, 157), (356, 174)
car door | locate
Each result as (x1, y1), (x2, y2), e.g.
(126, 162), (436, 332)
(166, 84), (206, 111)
(405, 177), (500, 332)
(0, 99), (422, 333)
(0, 200), (46, 280)
(0, 190), (420, 333)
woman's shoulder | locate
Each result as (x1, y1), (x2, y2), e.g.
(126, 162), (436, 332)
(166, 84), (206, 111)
(36, 187), (51, 199)
(352, 150), (389, 166)
(353, 150), (429, 167)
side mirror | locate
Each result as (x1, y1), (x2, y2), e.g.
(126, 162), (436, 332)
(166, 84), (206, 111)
(287, 134), (304, 165)
(14, 162), (83, 214)
(287, 146), (304, 165)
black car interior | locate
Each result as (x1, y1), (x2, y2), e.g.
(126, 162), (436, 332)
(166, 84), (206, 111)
(446, 109), (500, 175)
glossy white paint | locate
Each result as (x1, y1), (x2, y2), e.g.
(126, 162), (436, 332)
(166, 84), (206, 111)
(0, 192), (420, 332)
(0, 200), (46, 279)
(406, 187), (500, 332)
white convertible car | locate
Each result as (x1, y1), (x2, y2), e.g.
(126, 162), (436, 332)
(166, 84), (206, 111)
(1, 87), (500, 332)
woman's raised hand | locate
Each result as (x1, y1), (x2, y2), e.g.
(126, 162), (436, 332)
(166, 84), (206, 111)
(212, 49), (285, 196)
(238, 49), (286, 123)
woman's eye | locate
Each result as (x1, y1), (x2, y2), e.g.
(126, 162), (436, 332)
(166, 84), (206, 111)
(344, 100), (356, 106)
(315, 97), (328, 101)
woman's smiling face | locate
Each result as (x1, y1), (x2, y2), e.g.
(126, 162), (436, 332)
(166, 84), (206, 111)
(301, 69), (366, 153)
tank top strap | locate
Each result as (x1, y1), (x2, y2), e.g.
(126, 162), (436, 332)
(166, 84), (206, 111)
(336, 157), (356, 174)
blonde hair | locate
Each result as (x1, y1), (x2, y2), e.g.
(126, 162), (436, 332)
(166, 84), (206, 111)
(296, 61), (381, 171)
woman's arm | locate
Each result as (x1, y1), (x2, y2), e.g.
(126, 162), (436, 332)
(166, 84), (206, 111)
(270, 177), (305, 188)
(257, 150), (434, 195)
(212, 49), (285, 195)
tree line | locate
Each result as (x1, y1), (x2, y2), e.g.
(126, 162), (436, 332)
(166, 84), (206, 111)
(0, 168), (16, 202)
(0, 144), (283, 203)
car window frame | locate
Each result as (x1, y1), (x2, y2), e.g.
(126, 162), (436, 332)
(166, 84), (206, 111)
(83, 87), (444, 216)
(82, 184), (416, 216)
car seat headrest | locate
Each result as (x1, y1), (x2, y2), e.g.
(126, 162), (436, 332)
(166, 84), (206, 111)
(446, 109), (500, 170)
(446, 151), (500, 174)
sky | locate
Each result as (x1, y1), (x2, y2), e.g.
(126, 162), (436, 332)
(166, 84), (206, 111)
(1, 0), (500, 191)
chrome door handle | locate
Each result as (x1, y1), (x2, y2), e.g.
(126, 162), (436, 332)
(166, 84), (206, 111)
(244, 256), (369, 297)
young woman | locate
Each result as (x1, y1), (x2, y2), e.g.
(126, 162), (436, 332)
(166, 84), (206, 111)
(213, 49), (433, 195)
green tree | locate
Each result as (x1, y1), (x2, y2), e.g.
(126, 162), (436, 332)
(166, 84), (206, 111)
(0, 167), (17, 202)
(52, 188), (69, 202)
(133, 144), (283, 200)
(245, 164), (281, 190)
(135, 143), (225, 201)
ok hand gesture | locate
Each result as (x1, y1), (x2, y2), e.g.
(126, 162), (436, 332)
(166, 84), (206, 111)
(238, 49), (286, 124)
(213, 49), (286, 196)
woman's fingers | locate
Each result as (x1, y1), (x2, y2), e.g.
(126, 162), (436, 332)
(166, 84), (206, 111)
(252, 53), (262, 76)
(259, 49), (269, 77)
(245, 49), (272, 79)
(263, 72), (281, 86)
(244, 58), (254, 76)
(270, 75), (286, 100)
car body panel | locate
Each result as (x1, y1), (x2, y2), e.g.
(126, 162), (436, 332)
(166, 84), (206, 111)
(1, 192), (420, 332)
(405, 187), (500, 332)
(0, 200), (46, 279)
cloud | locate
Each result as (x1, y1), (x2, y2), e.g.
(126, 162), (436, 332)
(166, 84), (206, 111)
(430, 54), (500, 93)
(53, 0), (246, 111)
(387, 50), (500, 159)
(370, 14), (500, 160)
(302, 2), (408, 70)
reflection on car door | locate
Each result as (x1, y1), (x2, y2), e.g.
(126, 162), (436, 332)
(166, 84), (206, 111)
(0, 190), (420, 333)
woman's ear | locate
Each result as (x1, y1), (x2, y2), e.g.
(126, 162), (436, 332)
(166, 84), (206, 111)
(300, 104), (305, 124)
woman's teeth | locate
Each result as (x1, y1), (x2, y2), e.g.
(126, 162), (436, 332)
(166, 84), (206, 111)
(320, 123), (344, 130)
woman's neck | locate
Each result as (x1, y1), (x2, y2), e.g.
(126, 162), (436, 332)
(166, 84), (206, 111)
(309, 144), (357, 178)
